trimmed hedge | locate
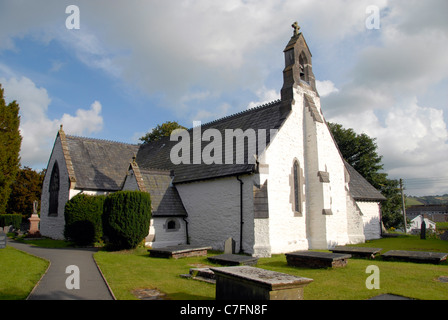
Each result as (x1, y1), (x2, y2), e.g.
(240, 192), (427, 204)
(0, 214), (21, 230)
(103, 191), (151, 250)
(64, 194), (106, 245)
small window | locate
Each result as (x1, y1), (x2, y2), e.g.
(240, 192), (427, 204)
(165, 219), (179, 232)
(293, 160), (301, 213)
(167, 220), (176, 230)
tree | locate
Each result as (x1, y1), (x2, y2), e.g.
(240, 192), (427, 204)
(0, 85), (22, 214)
(328, 122), (403, 229)
(140, 121), (187, 144)
(328, 123), (383, 188)
(103, 191), (151, 249)
(6, 167), (45, 219)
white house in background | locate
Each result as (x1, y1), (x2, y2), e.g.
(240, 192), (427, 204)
(40, 23), (386, 257)
(407, 215), (436, 234)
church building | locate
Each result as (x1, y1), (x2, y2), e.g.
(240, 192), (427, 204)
(40, 24), (385, 257)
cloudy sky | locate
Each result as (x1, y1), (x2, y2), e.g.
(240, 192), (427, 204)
(0, 0), (447, 196)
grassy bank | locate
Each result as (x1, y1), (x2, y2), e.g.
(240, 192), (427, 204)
(0, 246), (49, 300)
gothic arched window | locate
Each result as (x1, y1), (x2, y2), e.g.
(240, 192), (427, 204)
(298, 52), (308, 82)
(48, 161), (60, 216)
(293, 160), (301, 213)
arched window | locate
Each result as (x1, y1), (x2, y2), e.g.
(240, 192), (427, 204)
(167, 220), (176, 230)
(293, 160), (301, 213)
(298, 52), (308, 82)
(166, 219), (179, 231)
(49, 161), (60, 216)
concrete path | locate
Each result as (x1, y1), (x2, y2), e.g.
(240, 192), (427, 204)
(7, 240), (115, 300)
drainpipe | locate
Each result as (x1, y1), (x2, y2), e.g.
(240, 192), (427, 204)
(236, 176), (244, 253)
(182, 216), (190, 245)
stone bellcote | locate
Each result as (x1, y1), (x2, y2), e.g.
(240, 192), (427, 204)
(281, 22), (317, 104)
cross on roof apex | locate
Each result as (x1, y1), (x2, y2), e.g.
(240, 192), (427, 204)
(292, 22), (300, 36)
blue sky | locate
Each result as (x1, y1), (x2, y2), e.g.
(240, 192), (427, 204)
(1, 0), (447, 196)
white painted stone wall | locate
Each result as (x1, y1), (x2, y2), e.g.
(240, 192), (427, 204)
(357, 201), (382, 240)
(149, 217), (186, 248)
(176, 175), (254, 254)
(293, 83), (359, 249)
(259, 93), (308, 255)
(40, 135), (70, 240)
(310, 92), (352, 248)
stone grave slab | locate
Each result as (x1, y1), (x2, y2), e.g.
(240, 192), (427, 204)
(285, 251), (352, 268)
(381, 250), (448, 264)
(0, 232), (6, 249)
(211, 266), (313, 300)
(331, 246), (382, 259)
(208, 254), (259, 266)
(148, 245), (212, 259)
(180, 268), (216, 284)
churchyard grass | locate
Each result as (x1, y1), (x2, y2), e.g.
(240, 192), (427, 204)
(0, 246), (49, 300)
(94, 234), (448, 300)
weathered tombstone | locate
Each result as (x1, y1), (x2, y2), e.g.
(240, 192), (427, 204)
(224, 237), (235, 254)
(211, 266), (313, 300)
(0, 232), (6, 249)
(420, 219), (426, 240)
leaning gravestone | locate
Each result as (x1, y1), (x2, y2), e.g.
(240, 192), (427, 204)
(224, 237), (235, 254)
(0, 232), (7, 249)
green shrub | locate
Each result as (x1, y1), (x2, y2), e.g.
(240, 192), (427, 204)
(0, 214), (22, 230)
(64, 194), (106, 245)
(103, 191), (151, 250)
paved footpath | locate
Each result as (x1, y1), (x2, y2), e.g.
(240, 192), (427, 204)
(7, 240), (115, 300)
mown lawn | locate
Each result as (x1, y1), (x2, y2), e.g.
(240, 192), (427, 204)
(94, 235), (448, 300)
(0, 246), (49, 300)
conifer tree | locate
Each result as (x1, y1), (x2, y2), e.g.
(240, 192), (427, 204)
(0, 85), (22, 214)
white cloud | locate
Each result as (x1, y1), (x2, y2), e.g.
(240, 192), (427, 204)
(1, 1), (448, 195)
(247, 87), (280, 109)
(316, 80), (339, 97)
(1, 76), (103, 169)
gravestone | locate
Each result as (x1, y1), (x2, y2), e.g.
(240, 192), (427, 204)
(224, 237), (235, 254)
(211, 266), (313, 300)
(420, 220), (426, 240)
(0, 232), (6, 249)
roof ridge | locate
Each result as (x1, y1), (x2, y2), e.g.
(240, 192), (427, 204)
(192, 99), (281, 130)
(66, 134), (140, 146)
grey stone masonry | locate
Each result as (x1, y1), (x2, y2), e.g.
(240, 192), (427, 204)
(208, 254), (259, 266)
(0, 232), (6, 249)
(285, 251), (352, 268)
(211, 266), (313, 300)
(148, 245), (212, 259)
(331, 246), (382, 259)
(381, 250), (448, 264)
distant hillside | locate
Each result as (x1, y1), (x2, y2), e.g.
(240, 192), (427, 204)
(406, 194), (448, 206)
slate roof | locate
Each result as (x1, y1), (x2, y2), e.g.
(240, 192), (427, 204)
(136, 100), (288, 183)
(65, 135), (140, 191)
(139, 169), (187, 217)
(60, 100), (384, 203)
(344, 161), (386, 202)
